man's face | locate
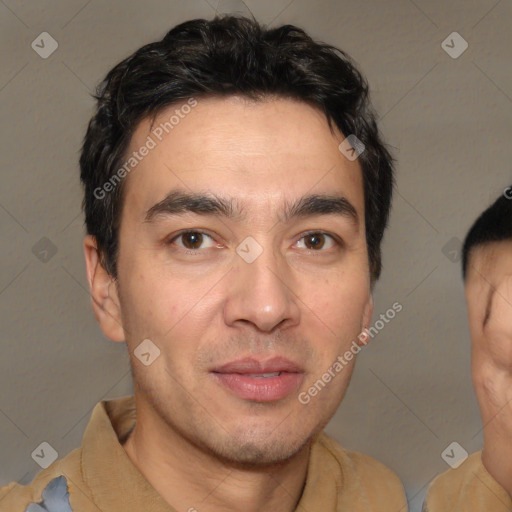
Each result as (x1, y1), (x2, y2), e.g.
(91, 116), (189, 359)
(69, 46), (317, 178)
(107, 96), (372, 465)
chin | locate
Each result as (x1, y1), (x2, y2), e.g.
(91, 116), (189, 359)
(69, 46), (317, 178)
(204, 427), (314, 467)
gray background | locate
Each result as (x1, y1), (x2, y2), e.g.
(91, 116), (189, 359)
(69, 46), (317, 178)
(1, 1), (511, 511)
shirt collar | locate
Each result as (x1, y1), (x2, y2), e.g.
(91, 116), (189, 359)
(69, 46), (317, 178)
(80, 396), (339, 511)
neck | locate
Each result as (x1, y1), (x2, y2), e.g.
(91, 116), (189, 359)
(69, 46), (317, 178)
(122, 396), (312, 512)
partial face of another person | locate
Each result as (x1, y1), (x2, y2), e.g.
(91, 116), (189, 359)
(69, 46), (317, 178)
(95, 96), (373, 466)
(465, 241), (512, 395)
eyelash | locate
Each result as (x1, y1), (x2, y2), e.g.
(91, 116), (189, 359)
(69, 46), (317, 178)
(166, 229), (342, 255)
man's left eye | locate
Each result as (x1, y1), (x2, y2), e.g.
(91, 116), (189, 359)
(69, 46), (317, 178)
(171, 231), (217, 251)
(295, 232), (337, 251)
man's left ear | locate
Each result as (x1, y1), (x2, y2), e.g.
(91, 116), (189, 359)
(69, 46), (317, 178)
(360, 292), (373, 345)
(364, 293), (374, 326)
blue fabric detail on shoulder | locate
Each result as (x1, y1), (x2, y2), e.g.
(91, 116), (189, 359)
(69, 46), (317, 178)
(24, 476), (73, 512)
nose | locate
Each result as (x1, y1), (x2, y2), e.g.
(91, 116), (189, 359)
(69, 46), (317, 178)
(223, 242), (301, 333)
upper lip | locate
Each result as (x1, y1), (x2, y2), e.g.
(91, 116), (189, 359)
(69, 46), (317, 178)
(212, 357), (304, 374)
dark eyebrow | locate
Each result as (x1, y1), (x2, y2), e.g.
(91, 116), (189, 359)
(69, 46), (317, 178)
(280, 193), (359, 227)
(144, 190), (244, 222)
(144, 189), (359, 228)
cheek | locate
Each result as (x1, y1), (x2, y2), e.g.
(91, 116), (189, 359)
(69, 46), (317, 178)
(117, 267), (177, 345)
(305, 274), (369, 328)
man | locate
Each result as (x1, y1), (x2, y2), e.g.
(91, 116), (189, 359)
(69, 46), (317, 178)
(424, 188), (512, 511)
(0, 15), (406, 512)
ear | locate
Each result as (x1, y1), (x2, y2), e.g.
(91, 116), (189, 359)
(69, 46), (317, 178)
(357, 293), (374, 346)
(362, 293), (374, 331)
(83, 235), (125, 342)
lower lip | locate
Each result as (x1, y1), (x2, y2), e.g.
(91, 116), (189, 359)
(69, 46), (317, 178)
(213, 372), (304, 402)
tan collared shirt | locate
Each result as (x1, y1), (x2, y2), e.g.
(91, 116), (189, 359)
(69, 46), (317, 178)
(424, 451), (512, 511)
(1, 395), (406, 511)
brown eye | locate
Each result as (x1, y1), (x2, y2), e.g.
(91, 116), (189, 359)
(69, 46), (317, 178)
(304, 233), (324, 250)
(296, 232), (337, 251)
(169, 230), (217, 252)
(182, 232), (204, 249)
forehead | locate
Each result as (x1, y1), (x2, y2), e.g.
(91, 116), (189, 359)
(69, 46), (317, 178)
(121, 95), (365, 221)
(467, 241), (512, 286)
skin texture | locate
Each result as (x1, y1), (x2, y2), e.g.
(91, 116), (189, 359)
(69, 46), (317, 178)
(466, 241), (512, 497)
(83, 95), (374, 512)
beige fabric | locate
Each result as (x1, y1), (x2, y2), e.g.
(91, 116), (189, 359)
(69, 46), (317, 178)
(0, 395), (406, 511)
(424, 451), (512, 511)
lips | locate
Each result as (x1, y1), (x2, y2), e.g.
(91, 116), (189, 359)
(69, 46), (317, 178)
(211, 357), (304, 402)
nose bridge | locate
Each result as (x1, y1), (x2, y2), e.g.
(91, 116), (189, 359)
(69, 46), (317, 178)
(224, 236), (300, 332)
